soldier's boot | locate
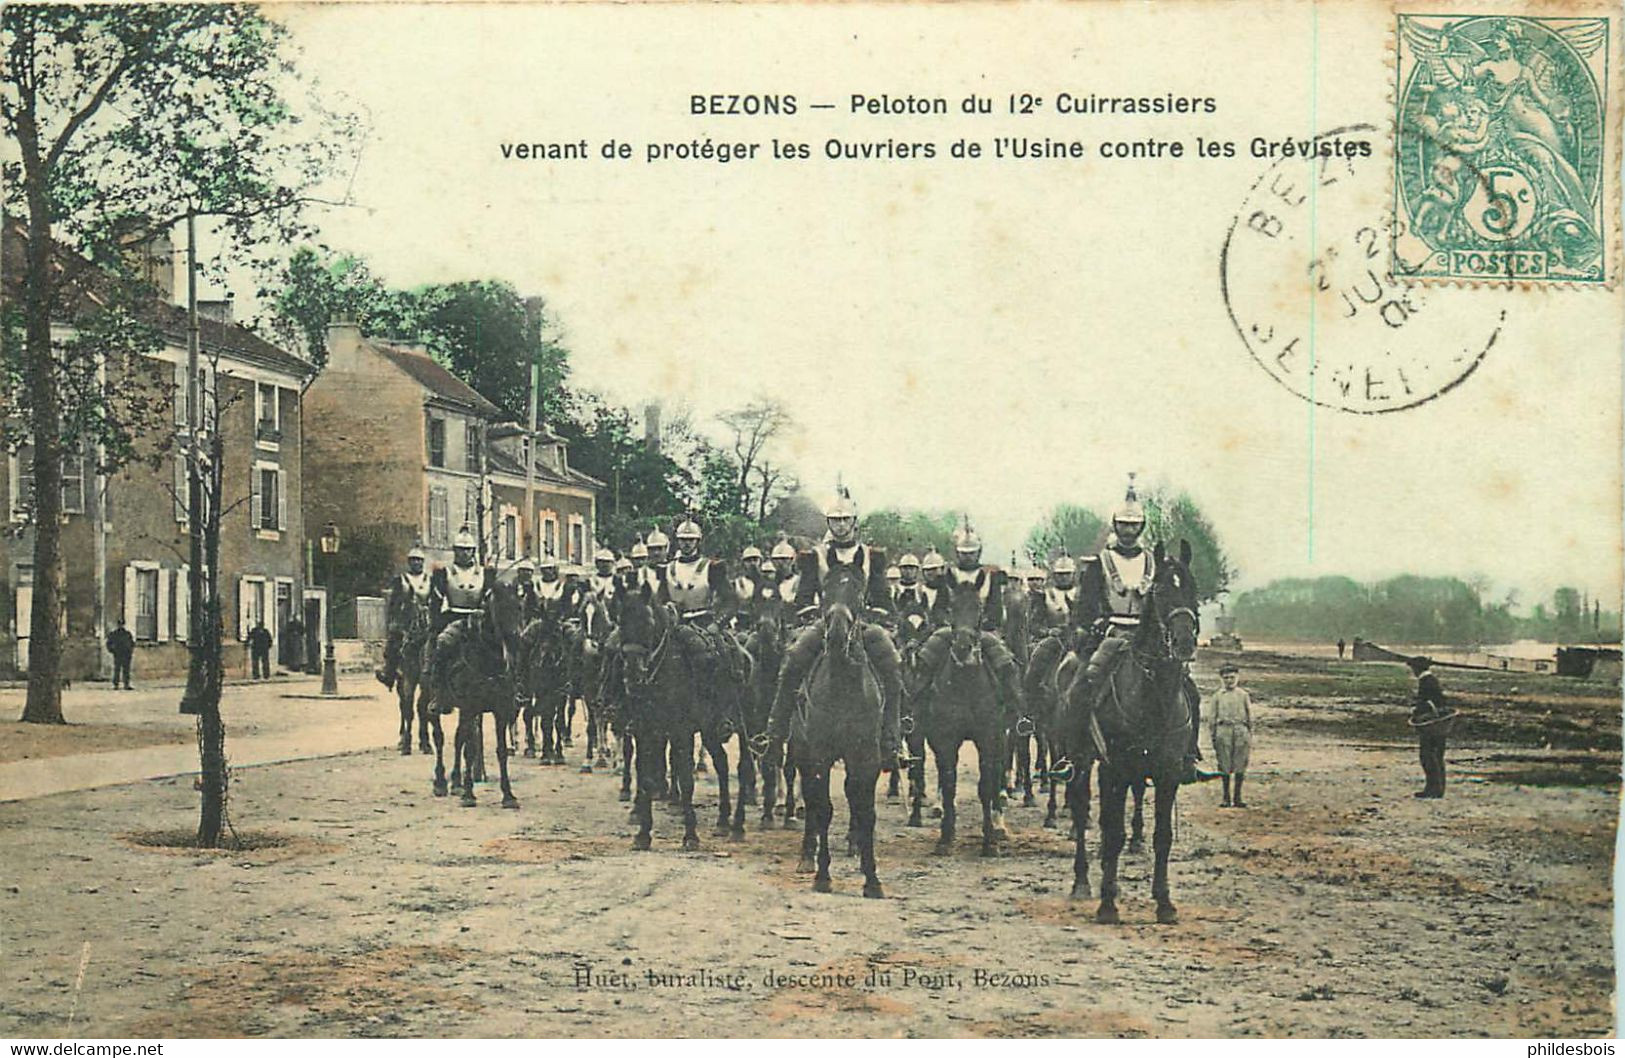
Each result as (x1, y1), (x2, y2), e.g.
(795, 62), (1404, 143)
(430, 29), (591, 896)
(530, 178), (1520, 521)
(862, 631), (904, 765)
(755, 627), (819, 760)
(1181, 678), (1202, 784)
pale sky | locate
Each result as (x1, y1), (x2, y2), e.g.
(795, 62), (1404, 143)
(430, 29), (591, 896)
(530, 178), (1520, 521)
(236, 1), (1622, 607)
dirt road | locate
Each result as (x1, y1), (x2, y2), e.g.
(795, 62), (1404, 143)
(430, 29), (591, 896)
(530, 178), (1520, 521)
(0, 652), (1616, 1038)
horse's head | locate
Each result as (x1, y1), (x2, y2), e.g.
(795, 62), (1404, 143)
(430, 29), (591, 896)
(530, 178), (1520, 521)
(616, 580), (664, 698)
(1150, 540), (1200, 662)
(946, 569), (987, 666)
(753, 583), (784, 644)
(820, 563), (866, 665)
(484, 579), (524, 673)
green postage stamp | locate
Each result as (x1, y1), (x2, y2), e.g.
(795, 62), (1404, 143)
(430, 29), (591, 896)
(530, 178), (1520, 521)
(1394, 14), (1611, 283)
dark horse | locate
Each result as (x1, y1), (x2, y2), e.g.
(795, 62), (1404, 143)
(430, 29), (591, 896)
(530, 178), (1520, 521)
(574, 591), (617, 773)
(616, 577), (703, 851)
(891, 607), (934, 827)
(913, 569), (1011, 856)
(395, 595), (433, 756)
(426, 581), (526, 809)
(1062, 541), (1199, 924)
(777, 562), (888, 898)
(1000, 579), (1037, 808)
(742, 580), (791, 830)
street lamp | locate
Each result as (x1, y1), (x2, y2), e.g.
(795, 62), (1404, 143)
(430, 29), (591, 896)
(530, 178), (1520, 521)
(319, 521), (340, 696)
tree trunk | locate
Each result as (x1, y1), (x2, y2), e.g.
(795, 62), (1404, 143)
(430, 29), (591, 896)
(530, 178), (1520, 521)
(20, 193), (66, 725)
(196, 426), (227, 848)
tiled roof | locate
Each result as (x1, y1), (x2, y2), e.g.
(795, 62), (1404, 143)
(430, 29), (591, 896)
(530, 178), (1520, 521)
(373, 341), (502, 419)
(486, 442), (605, 491)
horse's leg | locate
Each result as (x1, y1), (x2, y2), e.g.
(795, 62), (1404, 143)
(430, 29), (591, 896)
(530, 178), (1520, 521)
(906, 726), (926, 827)
(632, 730), (654, 850)
(1152, 776), (1178, 924)
(706, 731), (732, 837)
(496, 710), (519, 810)
(1043, 739), (1061, 829)
(979, 734), (1003, 857)
(563, 695), (576, 747)
(580, 696), (597, 774)
(1068, 767), (1092, 900)
(1129, 779), (1147, 855)
(813, 769), (834, 893)
(796, 760), (818, 875)
(459, 712), (479, 807)
(730, 734), (748, 838)
(430, 712), (448, 797)
(397, 684), (412, 754)
(782, 756), (799, 828)
(662, 736), (677, 803)
(759, 742), (779, 827)
(934, 739), (959, 854)
(847, 764), (884, 899)
(414, 678), (432, 754)
(449, 712), (464, 792)
(679, 728), (700, 851)
(620, 729), (634, 802)
(1017, 729), (1035, 807)
(1095, 769), (1128, 924)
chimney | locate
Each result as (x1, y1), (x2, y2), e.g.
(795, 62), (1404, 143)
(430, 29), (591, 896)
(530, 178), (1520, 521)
(325, 314), (363, 371)
(198, 294), (234, 325)
(644, 402), (661, 454)
(117, 224), (176, 302)
(523, 295), (546, 338)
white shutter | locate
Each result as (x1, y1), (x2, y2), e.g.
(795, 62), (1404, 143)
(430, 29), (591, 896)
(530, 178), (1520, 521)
(175, 567), (189, 643)
(238, 576), (251, 640)
(253, 384), (263, 429)
(174, 452), (187, 523)
(15, 585), (31, 638)
(156, 569), (171, 641)
(250, 468), (263, 533)
(124, 565), (138, 629)
(276, 469), (286, 531)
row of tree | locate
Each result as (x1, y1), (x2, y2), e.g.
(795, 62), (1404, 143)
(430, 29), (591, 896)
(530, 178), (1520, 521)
(1230, 575), (1622, 645)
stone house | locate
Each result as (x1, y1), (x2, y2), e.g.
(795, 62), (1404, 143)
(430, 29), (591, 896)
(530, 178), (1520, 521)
(0, 224), (314, 680)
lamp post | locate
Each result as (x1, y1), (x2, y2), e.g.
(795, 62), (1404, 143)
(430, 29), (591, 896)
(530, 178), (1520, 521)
(319, 521), (340, 696)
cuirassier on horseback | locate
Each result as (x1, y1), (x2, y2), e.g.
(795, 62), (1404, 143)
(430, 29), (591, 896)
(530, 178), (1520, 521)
(1022, 549), (1092, 825)
(425, 528), (497, 714)
(910, 519), (1026, 724)
(762, 487), (904, 766)
(888, 547), (936, 825)
(377, 545), (435, 755)
(1070, 475), (1203, 782)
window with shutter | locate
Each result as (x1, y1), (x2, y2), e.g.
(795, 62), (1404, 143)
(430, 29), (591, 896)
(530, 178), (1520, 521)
(427, 416), (445, 468)
(428, 487), (449, 547)
(175, 567), (190, 643)
(250, 465), (263, 535)
(156, 569), (171, 641)
(135, 568), (159, 641)
(465, 423), (481, 473)
(11, 443), (34, 522)
(60, 446), (85, 515)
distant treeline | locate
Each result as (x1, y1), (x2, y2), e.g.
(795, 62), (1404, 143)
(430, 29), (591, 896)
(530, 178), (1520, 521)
(1230, 575), (1622, 646)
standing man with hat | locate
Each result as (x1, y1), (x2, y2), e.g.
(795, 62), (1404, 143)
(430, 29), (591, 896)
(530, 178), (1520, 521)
(1407, 656), (1454, 799)
(1210, 663), (1254, 807)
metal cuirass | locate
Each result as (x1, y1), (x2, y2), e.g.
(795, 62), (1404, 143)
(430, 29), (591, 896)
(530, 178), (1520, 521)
(444, 564), (485, 612)
(667, 557), (711, 614)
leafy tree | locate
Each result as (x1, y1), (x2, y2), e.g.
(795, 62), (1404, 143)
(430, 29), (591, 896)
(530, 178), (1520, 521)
(1142, 487), (1234, 603)
(2, 4), (355, 756)
(1025, 504), (1107, 564)
(859, 507), (959, 559)
(718, 398), (793, 519)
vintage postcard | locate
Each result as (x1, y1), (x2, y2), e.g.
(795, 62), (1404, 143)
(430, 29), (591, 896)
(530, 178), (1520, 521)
(1, 0), (1620, 1043)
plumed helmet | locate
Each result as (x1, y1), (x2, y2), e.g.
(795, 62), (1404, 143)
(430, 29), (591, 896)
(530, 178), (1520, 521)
(1025, 566), (1048, 584)
(741, 545), (763, 561)
(886, 565), (902, 582)
(539, 553), (559, 570)
(614, 557), (634, 574)
(645, 527), (670, 549)
(1112, 472), (1147, 525)
(594, 546), (615, 564)
(952, 515), (982, 556)
(675, 519), (703, 541)
(824, 485), (858, 520)
(1052, 553), (1077, 575)
(407, 546), (426, 561)
(771, 540), (797, 563)
(898, 552), (921, 569)
(453, 528), (477, 550)
(630, 541), (648, 560)
(514, 557), (536, 574)
(921, 548), (946, 572)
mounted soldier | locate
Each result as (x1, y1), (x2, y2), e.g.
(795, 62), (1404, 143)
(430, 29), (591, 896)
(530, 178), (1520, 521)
(769, 539), (802, 611)
(920, 546), (947, 599)
(377, 545), (433, 690)
(1023, 550), (1089, 704)
(658, 517), (745, 732)
(426, 528), (499, 714)
(912, 517), (1025, 719)
(534, 552), (568, 614)
(1074, 475), (1203, 780)
(589, 547), (618, 603)
(511, 557), (542, 622)
(641, 527), (671, 591)
(763, 487), (904, 763)
(891, 551), (932, 628)
(629, 540), (649, 573)
(735, 545), (764, 598)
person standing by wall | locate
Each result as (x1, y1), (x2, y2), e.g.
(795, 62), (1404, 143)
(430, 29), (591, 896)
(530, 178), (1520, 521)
(1209, 662), (1253, 807)
(105, 619), (135, 690)
(249, 621), (273, 680)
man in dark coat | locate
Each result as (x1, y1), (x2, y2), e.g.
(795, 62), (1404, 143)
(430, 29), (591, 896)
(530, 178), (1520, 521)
(106, 619), (135, 690)
(1408, 655), (1452, 799)
(249, 621), (273, 679)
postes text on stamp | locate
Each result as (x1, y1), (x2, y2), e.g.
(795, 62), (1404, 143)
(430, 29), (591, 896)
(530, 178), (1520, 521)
(1394, 14), (1610, 284)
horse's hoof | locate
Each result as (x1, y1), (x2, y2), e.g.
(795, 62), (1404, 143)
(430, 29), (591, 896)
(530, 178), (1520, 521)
(502, 796), (520, 810)
(563, 736), (573, 747)
(1042, 817), (1058, 830)
(418, 741), (431, 755)
(682, 835), (701, 852)
(714, 823), (731, 837)
(432, 781), (448, 798)
(782, 816), (799, 831)
(522, 746), (535, 758)
(1070, 883), (1092, 901)
(812, 876), (833, 894)
(761, 813), (775, 828)
(907, 813), (924, 828)
(632, 833), (652, 851)
(579, 764), (594, 774)
(933, 839), (953, 856)
(796, 857), (816, 875)
(729, 826), (745, 842)
(460, 793), (477, 808)
(1156, 904), (1179, 925)
(1022, 793), (1036, 808)
(863, 880), (885, 900)
(980, 842), (997, 858)
(618, 789), (631, 802)
(930, 806), (943, 819)
(886, 790), (899, 801)
(1096, 904), (1121, 925)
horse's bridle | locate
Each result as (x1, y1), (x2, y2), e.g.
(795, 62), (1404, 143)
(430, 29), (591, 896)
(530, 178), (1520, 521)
(620, 617), (671, 694)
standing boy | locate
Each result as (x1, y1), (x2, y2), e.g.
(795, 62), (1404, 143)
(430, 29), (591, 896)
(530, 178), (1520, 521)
(1209, 662), (1253, 807)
